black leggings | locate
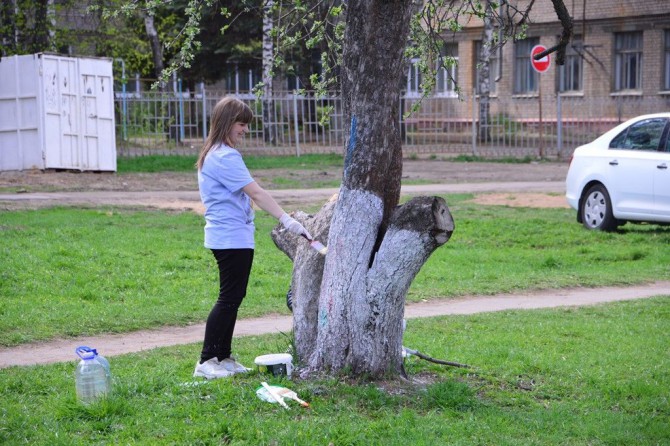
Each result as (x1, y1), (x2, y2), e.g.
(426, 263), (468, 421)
(200, 248), (254, 363)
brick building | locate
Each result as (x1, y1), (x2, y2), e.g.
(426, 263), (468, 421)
(408, 0), (670, 115)
(397, 0), (670, 156)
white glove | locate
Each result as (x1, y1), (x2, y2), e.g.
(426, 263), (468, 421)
(280, 213), (312, 239)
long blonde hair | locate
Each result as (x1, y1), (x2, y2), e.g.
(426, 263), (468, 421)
(196, 97), (253, 170)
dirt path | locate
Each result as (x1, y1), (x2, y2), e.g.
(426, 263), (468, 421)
(0, 159), (570, 210)
(1, 282), (668, 368)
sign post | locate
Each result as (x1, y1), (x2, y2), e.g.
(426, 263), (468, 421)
(531, 45), (551, 157)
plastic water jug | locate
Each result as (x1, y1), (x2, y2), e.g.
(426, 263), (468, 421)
(75, 346), (110, 404)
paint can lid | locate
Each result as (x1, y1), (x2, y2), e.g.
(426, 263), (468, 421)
(254, 353), (293, 366)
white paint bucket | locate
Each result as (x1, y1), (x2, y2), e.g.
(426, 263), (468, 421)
(254, 353), (293, 378)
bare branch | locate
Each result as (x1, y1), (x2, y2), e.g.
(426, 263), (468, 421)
(532, 0), (573, 65)
(404, 347), (470, 368)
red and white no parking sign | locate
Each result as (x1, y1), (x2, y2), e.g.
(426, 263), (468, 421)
(530, 45), (551, 73)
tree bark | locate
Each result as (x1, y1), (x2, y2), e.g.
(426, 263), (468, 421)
(262, 0), (276, 145)
(477, 0), (494, 143)
(141, 9), (164, 86)
(307, 0), (418, 377)
(273, 194), (454, 377)
(271, 195), (337, 363)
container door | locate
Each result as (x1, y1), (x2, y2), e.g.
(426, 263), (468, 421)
(77, 58), (117, 171)
(41, 54), (80, 169)
(0, 54), (43, 170)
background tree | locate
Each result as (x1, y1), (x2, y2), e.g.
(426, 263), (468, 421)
(477, 0), (495, 143)
(0, 0), (55, 56)
(262, 0), (276, 144)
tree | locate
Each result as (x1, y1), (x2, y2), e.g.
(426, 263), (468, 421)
(0, 0), (55, 57)
(282, 0), (441, 376)
(262, 0), (276, 144)
(477, 0), (495, 143)
(140, 7), (164, 86)
(274, 0), (572, 378)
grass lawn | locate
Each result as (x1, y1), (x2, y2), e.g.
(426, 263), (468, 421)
(0, 297), (668, 445)
(1, 155), (668, 444)
(116, 153), (345, 173)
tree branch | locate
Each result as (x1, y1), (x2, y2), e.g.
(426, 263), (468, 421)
(532, 0), (573, 65)
(404, 347), (470, 368)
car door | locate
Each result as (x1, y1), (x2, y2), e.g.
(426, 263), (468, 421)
(607, 118), (668, 218)
(653, 130), (670, 217)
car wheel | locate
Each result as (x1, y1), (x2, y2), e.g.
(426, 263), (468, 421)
(580, 184), (619, 231)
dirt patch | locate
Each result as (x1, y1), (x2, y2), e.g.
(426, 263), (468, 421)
(0, 170), (198, 193)
(0, 160), (569, 209)
(470, 192), (569, 208)
(0, 160), (568, 192)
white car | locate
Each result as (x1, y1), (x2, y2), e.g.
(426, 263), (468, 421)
(565, 113), (670, 231)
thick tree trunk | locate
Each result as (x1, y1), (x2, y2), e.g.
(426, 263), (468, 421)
(272, 195), (454, 376)
(270, 0), (572, 380)
(311, 0), (417, 376)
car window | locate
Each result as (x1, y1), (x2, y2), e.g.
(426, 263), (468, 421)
(609, 118), (668, 152)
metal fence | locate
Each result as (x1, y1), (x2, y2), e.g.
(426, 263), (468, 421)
(114, 88), (670, 159)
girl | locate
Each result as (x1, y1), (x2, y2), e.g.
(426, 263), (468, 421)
(194, 96), (310, 379)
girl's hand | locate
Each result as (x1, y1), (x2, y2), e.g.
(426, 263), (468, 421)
(279, 214), (312, 240)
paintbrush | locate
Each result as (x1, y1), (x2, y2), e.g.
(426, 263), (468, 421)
(274, 386), (310, 408)
(301, 233), (328, 255)
(261, 382), (289, 409)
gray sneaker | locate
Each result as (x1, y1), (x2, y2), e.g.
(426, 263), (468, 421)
(193, 358), (235, 379)
(220, 357), (252, 374)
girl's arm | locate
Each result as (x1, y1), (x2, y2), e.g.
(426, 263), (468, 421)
(243, 181), (284, 218)
(243, 181), (312, 238)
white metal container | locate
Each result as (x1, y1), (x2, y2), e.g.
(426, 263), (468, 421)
(0, 53), (116, 172)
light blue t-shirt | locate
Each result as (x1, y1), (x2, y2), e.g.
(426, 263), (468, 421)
(198, 144), (255, 249)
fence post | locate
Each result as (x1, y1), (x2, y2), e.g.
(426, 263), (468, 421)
(293, 94), (300, 157)
(556, 94), (563, 159)
(201, 82), (207, 141)
(471, 89), (478, 156)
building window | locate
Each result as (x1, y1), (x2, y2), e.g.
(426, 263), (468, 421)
(664, 30), (670, 91)
(436, 43), (458, 97)
(514, 37), (539, 94)
(614, 31), (642, 91)
(475, 40), (499, 94)
(558, 37), (583, 92)
(406, 59), (423, 97)
(406, 43), (458, 97)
